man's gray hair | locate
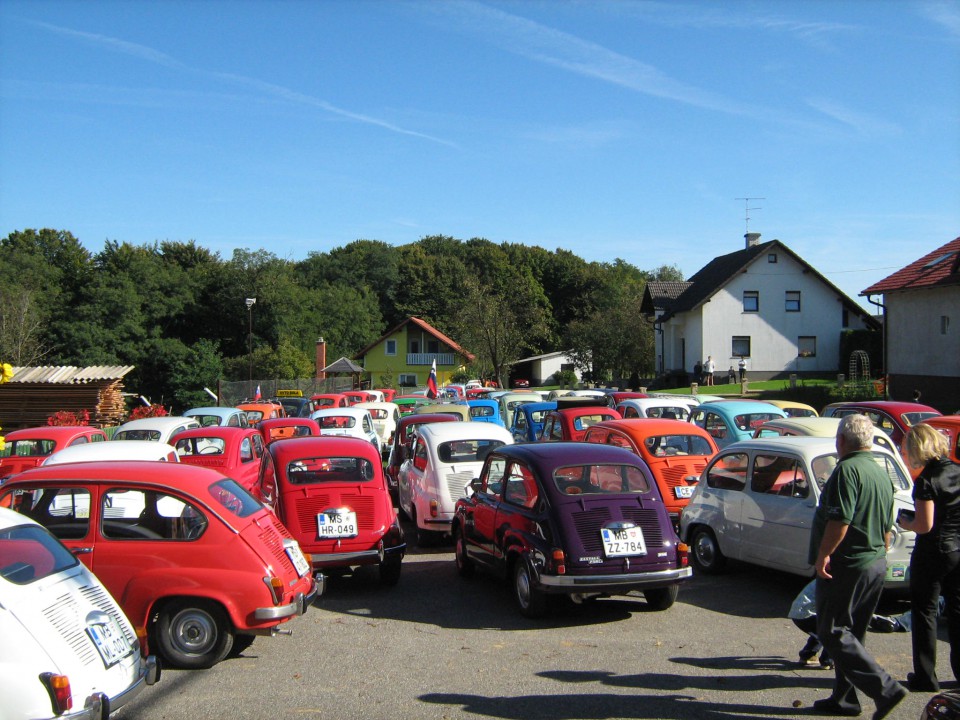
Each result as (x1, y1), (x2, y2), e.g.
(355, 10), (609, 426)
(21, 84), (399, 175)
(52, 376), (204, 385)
(837, 413), (875, 450)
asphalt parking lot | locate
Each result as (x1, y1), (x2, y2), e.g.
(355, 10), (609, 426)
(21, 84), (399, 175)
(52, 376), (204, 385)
(114, 531), (947, 720)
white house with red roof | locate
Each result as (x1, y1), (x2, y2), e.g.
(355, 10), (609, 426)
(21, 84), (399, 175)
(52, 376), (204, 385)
(861, 236), (960, 411)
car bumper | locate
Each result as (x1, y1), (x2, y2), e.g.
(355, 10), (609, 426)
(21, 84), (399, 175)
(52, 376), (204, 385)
(254, 578), (320, 621)
(64, 654), (160, 719)
(309, 542), (407, 568)
(535, 566), (692, 594)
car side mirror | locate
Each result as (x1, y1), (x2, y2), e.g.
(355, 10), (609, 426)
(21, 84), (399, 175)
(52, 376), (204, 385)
(470, 477), (483, 493)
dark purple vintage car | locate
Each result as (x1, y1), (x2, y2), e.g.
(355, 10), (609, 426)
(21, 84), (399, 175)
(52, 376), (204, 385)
(452, 442), (691, 617)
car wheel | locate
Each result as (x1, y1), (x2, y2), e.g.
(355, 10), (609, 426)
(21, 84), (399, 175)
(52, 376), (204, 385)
(512, 558), (546, 618)
(156, 599), (234, 669)
(453, 526), (474, 579)
(228, 634), (256, 658)
(644, 585), (679, 610)
(379, 556), (402, 586)
(691, 526), (727, 574)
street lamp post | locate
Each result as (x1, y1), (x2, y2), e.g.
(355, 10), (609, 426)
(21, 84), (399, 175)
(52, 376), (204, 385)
(245, 298), (256, 398)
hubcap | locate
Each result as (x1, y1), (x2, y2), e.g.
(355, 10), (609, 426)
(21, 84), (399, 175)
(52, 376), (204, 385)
(172, 609), (216, 653)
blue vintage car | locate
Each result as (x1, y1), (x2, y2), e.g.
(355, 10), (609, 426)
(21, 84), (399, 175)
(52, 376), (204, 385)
(688, 400), (787, 449)
(460, 399), (505, 427)
(509, 401), (557, 443)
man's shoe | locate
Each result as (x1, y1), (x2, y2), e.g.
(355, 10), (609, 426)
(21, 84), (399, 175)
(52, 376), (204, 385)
(872, 687), (906, 720)
(812, 697), (861, 716)
(819, 658), (835, 670)
(907, 672), (940, 692)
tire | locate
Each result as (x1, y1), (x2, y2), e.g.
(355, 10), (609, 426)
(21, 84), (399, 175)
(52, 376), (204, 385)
(512, 558), (547, 618)
(156, 599), (234, 669)
(379, 555), (402, 586)
(453, 526), (474, 579)
(412, 508), (434, 547)
(644, 585), (679, 610)
(690, 526), (727, 574)
(228, 634), (256, 658)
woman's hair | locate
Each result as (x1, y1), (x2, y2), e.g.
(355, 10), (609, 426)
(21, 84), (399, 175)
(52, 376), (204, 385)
(905, 423), (949, 468)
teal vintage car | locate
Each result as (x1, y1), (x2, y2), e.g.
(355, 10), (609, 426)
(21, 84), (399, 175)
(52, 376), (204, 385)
(688, 400), (787, 450)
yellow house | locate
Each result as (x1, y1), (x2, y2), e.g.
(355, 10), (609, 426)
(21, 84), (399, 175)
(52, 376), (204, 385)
(354, 317), (475, 391)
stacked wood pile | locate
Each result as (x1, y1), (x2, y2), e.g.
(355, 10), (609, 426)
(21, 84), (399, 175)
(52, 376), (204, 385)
(0, 366), (134, 431)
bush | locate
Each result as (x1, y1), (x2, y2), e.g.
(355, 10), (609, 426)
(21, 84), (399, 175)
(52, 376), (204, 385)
(47, 409), (91, 426)
(128, 404), (169, 420)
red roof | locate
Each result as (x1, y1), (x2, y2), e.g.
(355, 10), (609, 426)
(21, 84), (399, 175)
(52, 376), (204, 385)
(862, 236), (960, 295)
(355, 316), (475, 363)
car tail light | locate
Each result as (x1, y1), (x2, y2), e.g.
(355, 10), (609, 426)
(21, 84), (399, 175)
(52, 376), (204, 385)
(550, 548), (566, 575)
(40, 673), (73, 714)
(429, 500), (438, 518)
(264, 576), (284, 605)
(676, 542), (689, 568)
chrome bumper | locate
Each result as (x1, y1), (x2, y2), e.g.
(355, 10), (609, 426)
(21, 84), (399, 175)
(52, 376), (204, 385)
(254, 577), (320, 621)
(65, 654), (159, 719)
(536, 566), (692, 593)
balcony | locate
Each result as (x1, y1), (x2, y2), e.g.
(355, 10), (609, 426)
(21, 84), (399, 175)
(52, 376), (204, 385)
(407, 353), (455, 366)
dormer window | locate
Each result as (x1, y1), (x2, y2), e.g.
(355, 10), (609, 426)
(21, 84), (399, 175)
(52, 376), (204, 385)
(743, 291), (759, 313)
(768, 253), (778, 263)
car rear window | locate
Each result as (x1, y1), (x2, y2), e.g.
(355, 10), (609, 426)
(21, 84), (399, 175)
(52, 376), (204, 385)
(903, 411), (940, 427)
(175, 437), (226, 456)
(0, 523), (79, 584)
(573, 414), (610, 431)
(437, 439), (506, 464)
(732, 413), (783, 432)
(1, 439), (57, 458)
(208, 479), (261, 518)
(553, 464), (650, 494)
(114, 429), (161, 441)
(316, 416), (357, 429)
(286, 456), (376, 484)
(469, 406), (495, 418)
(643, 434), (714, 457)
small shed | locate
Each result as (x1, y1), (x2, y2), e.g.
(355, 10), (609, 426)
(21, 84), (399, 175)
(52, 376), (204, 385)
(0, 365), (134, 431)
(322, 357), (366, 390)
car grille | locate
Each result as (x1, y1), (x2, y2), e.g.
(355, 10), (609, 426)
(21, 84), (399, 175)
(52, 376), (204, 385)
(571, 506), (664, 553)
(444, 471), (475, 501)
(258, 516), (296, 573)
(660, 462), (706, 488)
(292, 494), (376, 536)
(43, 589), (99, 666)
(79, 584), (136, 645)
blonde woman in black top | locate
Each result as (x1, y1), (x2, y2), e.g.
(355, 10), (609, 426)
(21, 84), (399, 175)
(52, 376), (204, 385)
(900, 423), (960, 692)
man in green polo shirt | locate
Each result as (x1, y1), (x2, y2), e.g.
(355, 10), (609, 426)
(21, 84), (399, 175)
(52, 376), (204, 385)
(810, 413), (907, 719)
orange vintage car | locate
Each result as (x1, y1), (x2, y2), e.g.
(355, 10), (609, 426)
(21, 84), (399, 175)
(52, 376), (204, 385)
(583, 418), (719, 526)
(237, 400), (286, 424)
(256, 417), (322, 446)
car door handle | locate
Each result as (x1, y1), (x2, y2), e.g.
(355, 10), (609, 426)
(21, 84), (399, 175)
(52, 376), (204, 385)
(73, 547), (94, 555)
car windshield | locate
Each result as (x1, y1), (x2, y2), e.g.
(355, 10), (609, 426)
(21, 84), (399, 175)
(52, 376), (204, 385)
(645, 406), (689, 420)
(1, 439), (57, 457)
(810, 451), (911, 492)
(317, 416), (356, 429)
(573, 414), (609, 431)
(175, 437), (226, 456)
(784, 408), (817, 418)
(643, 434), (714, 457)
(902, 411), (939, 427)
(244, 411), (265, 423)
(0, 523), (79, 585)
(208, 478), (261, 518)
(190, 414), (223, 427)
(437, 439), (506, 464)
(732, 413), (783, 432)
(368, 409), (389, 420)
(114, 429), (161, 441)
(286, 456), (375, 484)
(553, 464), (650, 494)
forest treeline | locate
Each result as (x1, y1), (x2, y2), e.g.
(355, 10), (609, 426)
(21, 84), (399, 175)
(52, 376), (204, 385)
(0, 229), (682, 410)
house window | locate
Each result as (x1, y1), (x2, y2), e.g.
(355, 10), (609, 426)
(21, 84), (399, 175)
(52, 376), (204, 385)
(732, 336), (751, 357)
(427, 339), (440, 354)
(942, 316), (950, 335)
(842, 308), (849, 328)
(409, 340), (420, 353)
(798, 336), (816, 358)
(785, 291), (801, 312)
(399, 374), (417, 387)
(743, 291), (759, 313)
(385, 339), (397, 356)
(768, 254), (778, 263)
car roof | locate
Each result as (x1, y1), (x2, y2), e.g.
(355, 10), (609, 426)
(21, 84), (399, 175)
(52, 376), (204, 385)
(311, 407), (370, 418)
(492, 441), (647, 469)
(114, 416), (200, 431)
(923, 416), (960, 428)
(516, 401), (557, 413)
(618, 398), (691, 410)
(552, 405), (620, 417)
(695, 400), (788, 415)
(2, 426), (101, 441)
(824, 400), (941, 414)
(590, 418), (714, 438)
(268, 435), (382, 464)
(416, 421), (514, 443)
(764, 399), (818, 413)
(184, 407), (243, 417)
(173, 426), (255, 441)
(757, 417), (841, 433)
(4, 461), (227, 492)
(43, 440), (179, 464)
(257, 417), (320, 428)
(353, 401), (400, 411)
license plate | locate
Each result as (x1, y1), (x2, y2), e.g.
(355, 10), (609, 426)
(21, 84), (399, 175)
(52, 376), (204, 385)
(317, 510), (358, 538)
(285, 541), (311, 576)
(601, 526), (647, 557)
(886, 563), (907, 581)
(87, 616), (133, 668)
(674, 485), (696, 499)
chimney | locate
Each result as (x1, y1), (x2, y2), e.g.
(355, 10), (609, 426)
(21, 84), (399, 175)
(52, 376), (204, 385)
(745, 232), (761, 249)
(315, 337), (326, 380)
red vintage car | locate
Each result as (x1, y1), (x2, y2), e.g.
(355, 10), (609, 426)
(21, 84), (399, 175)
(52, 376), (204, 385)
(343, 391), (375, 406)
(257, 436), (406, 585)
(539, 406), (622, 442)
(821, 400), (942, 456)
(256, 417), (321, 446)
(583, 419), (719, 525)
(308, 393), (350, 412)
(374, 388), (397, 402)
(0, 426), (108, 481)
(385, 413), (459, 506)
(921, 415), (960, 465)
(173, 426), (266, 493)
(0, 462), (318, 668)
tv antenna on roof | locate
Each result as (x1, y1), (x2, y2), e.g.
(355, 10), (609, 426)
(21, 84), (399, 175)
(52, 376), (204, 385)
(735, 197), (765, 234)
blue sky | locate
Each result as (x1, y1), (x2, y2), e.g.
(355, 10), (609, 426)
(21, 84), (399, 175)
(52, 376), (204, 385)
(2, 0), (958, 312)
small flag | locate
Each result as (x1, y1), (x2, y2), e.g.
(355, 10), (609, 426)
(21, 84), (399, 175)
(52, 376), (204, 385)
(254, 384), (262, 400)
(426, 360), (438, 399)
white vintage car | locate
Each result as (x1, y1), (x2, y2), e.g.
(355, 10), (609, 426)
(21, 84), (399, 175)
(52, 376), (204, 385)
(616, 398), (694, 421)
(111, 416), (200, 444)
(679, 436), (915, 590)
(0, 506), (159, 719)
(309, 407), (381, 451)
(353, 401), (401, 457)
(397, 421), (513, 545)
